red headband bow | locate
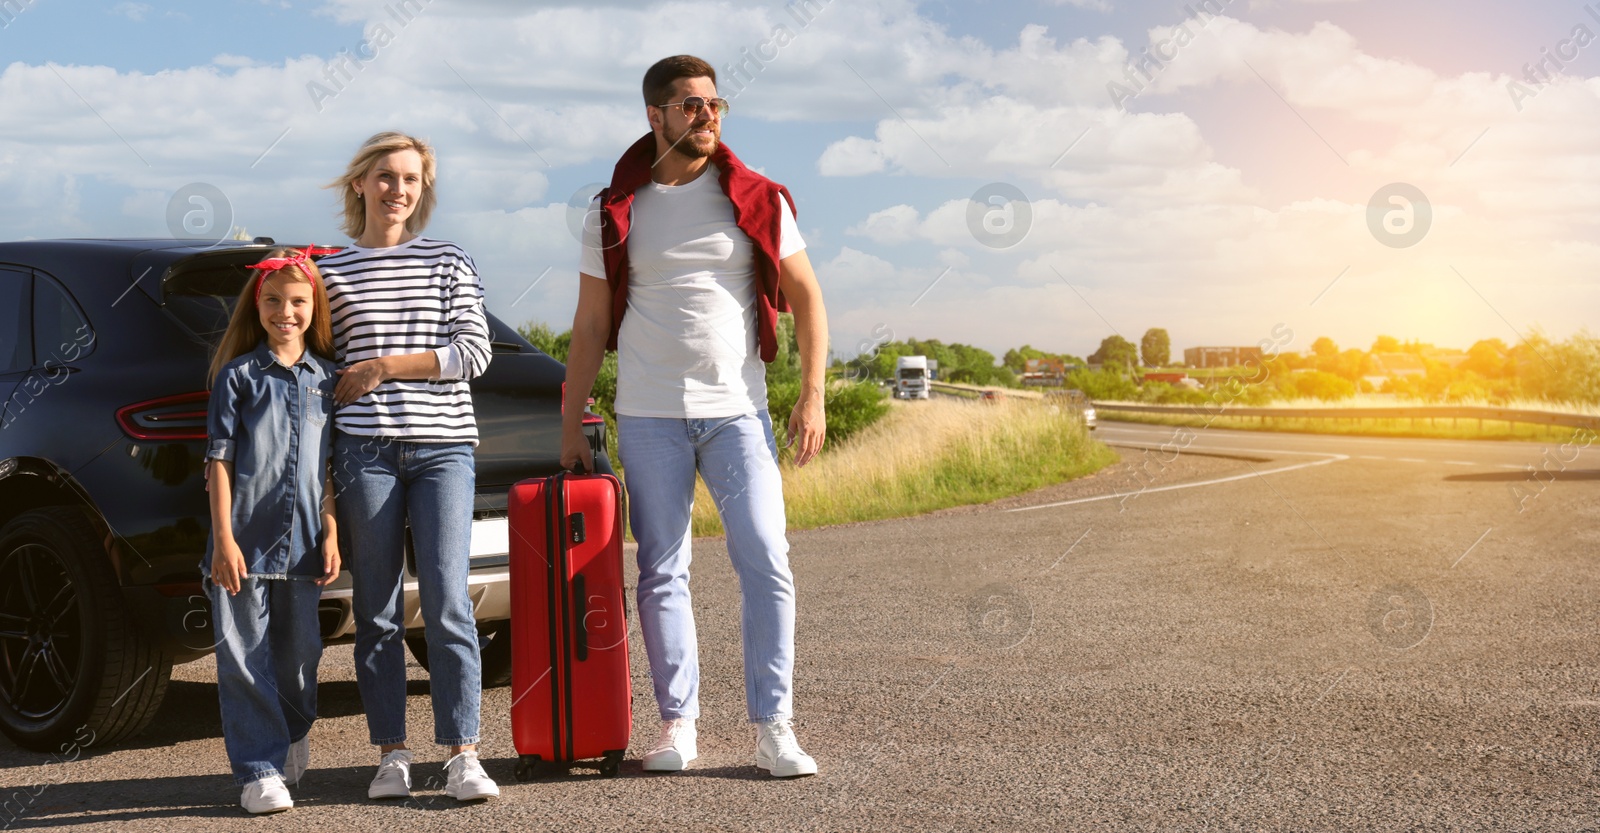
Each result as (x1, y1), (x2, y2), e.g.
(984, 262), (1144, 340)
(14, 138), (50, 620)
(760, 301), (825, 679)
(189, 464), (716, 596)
(246, 246), (340, 305)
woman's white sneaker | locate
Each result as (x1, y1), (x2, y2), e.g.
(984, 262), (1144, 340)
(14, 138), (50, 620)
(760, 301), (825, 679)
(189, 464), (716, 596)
(241, 775), (293, 814)
(755, 719), (818, 778)
(642, 717), (699, 772)
(368, 749), (413, 799)
(444, 750), (500, 801)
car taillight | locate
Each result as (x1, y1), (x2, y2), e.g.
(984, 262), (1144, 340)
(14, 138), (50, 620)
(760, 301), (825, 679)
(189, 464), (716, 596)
(561, 382), (605, 426)
(116, 392), (210, 441)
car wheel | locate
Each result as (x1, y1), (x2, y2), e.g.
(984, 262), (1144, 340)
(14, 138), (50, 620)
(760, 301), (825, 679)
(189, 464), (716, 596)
(0, 507), (173, 751)
(405, 620), (512, 688)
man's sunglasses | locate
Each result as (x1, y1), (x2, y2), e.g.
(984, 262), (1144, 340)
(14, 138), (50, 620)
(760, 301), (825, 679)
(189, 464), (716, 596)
(654, 96), (730, 119)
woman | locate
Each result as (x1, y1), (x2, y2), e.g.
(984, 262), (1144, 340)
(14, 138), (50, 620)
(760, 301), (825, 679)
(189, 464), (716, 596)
(319, 131), (497, 802)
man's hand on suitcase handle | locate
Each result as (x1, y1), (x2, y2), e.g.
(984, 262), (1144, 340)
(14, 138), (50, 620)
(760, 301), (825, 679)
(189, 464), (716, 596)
(560, 428), (595, 476)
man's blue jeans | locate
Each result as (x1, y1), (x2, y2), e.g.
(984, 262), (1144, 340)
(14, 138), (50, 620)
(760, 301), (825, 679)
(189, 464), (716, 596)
(618, 411), (796, 724)
(334, 434), (481, 746)
(208, 576), (322, 785)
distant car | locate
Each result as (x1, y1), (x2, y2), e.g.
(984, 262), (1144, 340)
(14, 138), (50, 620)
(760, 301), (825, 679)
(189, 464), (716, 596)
(0, 238), (611, 752)
(979, 390), (1005, 403)
(1046, 389), (1097, 430)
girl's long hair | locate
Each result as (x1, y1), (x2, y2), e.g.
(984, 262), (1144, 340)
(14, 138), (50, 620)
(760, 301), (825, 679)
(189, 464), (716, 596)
(207, 249), (336, 387)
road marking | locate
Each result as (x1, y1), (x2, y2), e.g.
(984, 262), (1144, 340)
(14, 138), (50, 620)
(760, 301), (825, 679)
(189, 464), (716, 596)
(1398, 457), (1427, 463)
(1357, 455), (1386, 460)
(1007, 444), (1348, 513)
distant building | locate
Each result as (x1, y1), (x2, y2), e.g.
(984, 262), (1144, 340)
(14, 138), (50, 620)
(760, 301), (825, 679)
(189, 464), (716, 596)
(1372, 352), (1426, 378)
(1184, 346), (1264, 368)
(1423, 347), (1468, 368)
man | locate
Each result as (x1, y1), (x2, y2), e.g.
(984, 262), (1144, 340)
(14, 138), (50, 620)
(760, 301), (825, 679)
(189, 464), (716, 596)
(560, 54), (828, 778)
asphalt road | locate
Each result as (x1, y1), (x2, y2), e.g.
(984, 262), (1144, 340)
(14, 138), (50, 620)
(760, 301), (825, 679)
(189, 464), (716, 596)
(2, 421), (1597, 831)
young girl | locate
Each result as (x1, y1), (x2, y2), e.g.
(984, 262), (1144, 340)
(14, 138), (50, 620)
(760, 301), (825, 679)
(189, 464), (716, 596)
(204, 246), (342, 814)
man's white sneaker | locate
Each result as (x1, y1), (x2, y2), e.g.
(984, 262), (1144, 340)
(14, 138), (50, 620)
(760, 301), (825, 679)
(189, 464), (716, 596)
(642, 717), (698, 772)
(368, 749), (413, 799)
(241, 775), (293, 814)
(284, 736), (309, 787)
(755, 719), (818, 778)
(444, 750), (500, 801)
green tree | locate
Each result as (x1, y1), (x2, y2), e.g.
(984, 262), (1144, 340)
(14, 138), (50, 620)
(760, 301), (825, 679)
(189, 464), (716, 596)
(1371, 334), (1401, 353)
(1140, 328), (1171, 368)
(1311, 336), (1339, 360)
(1462, 338), (1509, 378)
(1089, 335), (1140, 374)
(1519, 329), (1600, 404)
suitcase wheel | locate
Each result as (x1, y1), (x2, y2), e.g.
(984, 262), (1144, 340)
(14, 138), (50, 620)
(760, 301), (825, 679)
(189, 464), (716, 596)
(514, 754), (542, 782)
(598, 749), (624, 778)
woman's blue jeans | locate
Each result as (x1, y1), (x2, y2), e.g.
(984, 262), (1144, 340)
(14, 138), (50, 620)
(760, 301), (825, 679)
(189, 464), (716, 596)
(334, 433), (481, 746)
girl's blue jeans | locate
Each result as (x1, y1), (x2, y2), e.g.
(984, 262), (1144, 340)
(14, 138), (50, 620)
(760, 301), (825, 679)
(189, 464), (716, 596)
(209, 576), (322, 786)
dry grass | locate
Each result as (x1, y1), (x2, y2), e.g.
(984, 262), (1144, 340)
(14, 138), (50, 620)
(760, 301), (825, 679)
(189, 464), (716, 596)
(689, 397), (1115, 536)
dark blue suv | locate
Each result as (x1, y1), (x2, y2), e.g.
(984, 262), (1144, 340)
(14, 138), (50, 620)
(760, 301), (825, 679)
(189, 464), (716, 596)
(0, 238), (607, 752)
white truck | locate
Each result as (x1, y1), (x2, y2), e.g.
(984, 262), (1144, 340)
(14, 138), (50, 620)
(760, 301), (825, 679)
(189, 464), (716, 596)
(896, 355), (932, 399)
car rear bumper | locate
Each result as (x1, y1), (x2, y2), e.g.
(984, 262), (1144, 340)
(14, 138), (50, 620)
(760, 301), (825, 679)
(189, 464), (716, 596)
(317, 565), (510, 642)
(318, 515), (513, 642)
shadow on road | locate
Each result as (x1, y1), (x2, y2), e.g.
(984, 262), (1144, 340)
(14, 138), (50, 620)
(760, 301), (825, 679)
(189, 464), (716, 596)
(1444, 470), (1600, 482)
(0, 767), (405, 828)
(0, 678), (433, 766)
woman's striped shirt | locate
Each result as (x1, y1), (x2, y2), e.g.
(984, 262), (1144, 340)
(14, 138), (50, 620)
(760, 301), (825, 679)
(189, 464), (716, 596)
(317, 237), (492, 446)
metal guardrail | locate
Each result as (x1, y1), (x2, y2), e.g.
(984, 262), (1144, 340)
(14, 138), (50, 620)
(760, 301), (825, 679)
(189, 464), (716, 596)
(923, 382), (1599, 431)
(928, 381), (1043, 400)
(1092, 403), (1600, 431)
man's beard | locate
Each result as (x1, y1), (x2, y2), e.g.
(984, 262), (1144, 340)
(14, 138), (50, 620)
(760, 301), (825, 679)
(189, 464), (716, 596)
(665, 122), (718, 160)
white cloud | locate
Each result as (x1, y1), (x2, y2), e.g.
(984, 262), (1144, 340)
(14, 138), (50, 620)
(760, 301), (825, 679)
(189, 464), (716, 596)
(1048, 0), (1111, 11)
(110, 3), (152, 22)
(847, 204), (919, 243)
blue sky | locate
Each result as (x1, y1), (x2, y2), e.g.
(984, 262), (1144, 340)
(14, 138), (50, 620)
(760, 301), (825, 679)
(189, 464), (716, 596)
(1, 0), (1595, 361)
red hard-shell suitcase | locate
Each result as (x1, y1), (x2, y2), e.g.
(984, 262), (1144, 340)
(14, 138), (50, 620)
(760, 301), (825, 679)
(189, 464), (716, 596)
(508, 471), (632, 779)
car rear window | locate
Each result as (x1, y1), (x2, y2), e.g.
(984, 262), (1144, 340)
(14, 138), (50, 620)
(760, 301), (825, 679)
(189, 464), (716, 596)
(0, 269), (29, 372)
(34, 276), (92, 362)
(161, 254), (261, 346)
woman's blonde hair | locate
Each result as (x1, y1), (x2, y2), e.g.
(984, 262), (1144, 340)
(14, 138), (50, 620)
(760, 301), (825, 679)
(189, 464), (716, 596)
(327, 131), (438, 240)
(208, 249), (336, 387)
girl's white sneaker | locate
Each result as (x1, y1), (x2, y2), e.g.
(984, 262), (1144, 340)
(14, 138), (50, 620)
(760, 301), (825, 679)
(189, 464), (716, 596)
(284, 736), (309, 786)
(241, 775), (293, 814)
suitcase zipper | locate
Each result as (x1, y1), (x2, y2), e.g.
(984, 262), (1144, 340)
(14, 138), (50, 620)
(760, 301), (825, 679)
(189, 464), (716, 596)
(556, 474), (578, 763)
(544, 474), (564, 759)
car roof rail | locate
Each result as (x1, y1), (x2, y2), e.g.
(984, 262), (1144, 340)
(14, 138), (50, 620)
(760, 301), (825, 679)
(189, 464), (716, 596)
(252, 236), (276, 245)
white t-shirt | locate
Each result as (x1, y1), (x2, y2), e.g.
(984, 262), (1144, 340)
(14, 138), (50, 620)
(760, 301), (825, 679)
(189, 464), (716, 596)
(579, 164), (805, 419)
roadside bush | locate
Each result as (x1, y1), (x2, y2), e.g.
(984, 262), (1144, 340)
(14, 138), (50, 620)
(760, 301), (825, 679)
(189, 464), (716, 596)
(767, 379), (889, 452)
(1138, 382), (1210, 405)
(1064, 367), (1139, 400)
